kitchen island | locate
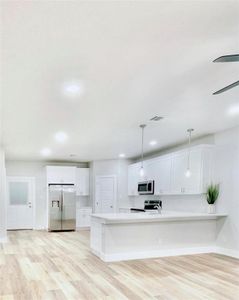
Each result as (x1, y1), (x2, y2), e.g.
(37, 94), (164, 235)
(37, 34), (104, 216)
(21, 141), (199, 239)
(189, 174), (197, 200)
(90, 211), (227, 262)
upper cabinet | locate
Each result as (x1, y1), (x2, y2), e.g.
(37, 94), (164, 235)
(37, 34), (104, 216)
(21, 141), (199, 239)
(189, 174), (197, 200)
(171, 149), (203, 194)
(128, 145), (213, 196)
(75, 168), (90, 196)
(147, 155), (172, 195)
(46, 166), (76, 184)
(128, 163), (141, 196)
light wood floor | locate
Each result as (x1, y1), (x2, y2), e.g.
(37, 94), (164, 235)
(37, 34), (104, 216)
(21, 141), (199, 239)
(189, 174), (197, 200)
(0, 230), (239, 300)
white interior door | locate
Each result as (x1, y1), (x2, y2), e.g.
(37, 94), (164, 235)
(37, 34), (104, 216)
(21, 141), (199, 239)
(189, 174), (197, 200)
(7, 177), (35, 230)
(95, 175), (117, 213)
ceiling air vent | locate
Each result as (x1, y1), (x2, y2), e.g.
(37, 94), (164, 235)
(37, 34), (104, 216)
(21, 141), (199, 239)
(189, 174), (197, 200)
(150, 116), (163, 121)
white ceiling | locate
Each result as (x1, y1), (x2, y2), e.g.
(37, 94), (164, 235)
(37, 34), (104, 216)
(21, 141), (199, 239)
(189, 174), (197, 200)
(1, 0), (239, 162)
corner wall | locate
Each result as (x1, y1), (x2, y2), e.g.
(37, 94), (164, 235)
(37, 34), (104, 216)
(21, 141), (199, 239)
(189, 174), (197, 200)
(213, 126), (239, 255)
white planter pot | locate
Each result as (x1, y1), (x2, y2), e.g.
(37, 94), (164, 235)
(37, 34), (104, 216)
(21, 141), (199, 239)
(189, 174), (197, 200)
(207, 204), (216, 214)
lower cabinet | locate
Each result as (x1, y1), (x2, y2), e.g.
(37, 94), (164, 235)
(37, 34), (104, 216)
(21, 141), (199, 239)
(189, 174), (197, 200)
(76, 207), (92, 228)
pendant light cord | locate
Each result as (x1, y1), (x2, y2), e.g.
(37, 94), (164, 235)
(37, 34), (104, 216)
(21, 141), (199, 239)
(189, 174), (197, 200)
(187, 131), (191, 169)
(140, 124), (146, 169)
(141, 126), (144, 168)
(187, 129), (194, 169)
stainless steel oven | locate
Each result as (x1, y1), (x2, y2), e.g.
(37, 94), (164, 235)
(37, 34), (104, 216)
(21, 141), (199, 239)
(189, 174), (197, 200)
(138, 180), (154, 195)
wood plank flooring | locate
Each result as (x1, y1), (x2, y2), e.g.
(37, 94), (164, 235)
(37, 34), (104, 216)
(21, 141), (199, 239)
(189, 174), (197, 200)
(0, 230), (238, 300)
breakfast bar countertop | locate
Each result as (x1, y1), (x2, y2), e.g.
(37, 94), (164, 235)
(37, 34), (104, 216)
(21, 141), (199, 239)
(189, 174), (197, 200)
(91, 211), (227, 224)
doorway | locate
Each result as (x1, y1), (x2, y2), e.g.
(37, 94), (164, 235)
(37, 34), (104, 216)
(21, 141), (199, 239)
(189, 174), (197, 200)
(7, 176), (35, 230)
(95, 175), (117, 213)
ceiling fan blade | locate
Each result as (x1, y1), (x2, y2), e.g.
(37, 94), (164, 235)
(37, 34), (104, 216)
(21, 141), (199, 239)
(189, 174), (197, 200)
(213, 54), (239, 63)
(213, 80), (239, 95)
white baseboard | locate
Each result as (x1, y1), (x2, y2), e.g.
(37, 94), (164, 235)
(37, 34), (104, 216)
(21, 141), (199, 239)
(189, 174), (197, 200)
(215, 247), (239, 259)
(76, 227), (90, 231)
(98, 246), (218, 262)
(92, 246), (239, 262)
(34, 226), (47, 230)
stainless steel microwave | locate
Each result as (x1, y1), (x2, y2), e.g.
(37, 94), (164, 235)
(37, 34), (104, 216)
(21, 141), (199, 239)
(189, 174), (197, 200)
(138, 180), (154, 195)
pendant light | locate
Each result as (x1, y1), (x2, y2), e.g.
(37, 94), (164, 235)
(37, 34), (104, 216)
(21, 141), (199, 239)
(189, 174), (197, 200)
(185, 128), (194, 178)
(139, 124), (146, 178)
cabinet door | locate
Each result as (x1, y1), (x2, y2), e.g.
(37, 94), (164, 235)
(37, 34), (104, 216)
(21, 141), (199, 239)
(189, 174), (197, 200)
(76, 168), (89, 196)
(184, 150), (202, 194)
(76, 208), (92, 228)
(128, 164), (140, 196)
(46, 166), (76, 184)
(171, 150), (202, 194)
(153, 157), (172, 195)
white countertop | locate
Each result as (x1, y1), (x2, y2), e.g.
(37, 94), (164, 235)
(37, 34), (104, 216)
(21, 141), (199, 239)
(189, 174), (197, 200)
(91, 211), (227, 224)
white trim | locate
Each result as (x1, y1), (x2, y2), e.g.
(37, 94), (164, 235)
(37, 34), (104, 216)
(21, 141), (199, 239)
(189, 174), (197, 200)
(94, 247), (217, 262)
(46, 182), (49, 229)
(94, 175), (117, 213)
(215, 247), (239, 259)
(91, 246), (239, 262)
(76, 227), (90, 231)
(6, 176), (36, 230)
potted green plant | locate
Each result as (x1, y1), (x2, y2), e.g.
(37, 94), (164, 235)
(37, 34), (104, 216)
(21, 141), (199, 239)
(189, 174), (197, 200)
(206, 183), (220, 214)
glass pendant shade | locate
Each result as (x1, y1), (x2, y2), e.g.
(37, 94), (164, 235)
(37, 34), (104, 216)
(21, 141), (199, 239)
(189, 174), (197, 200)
(139, 124), (146, 178)
(185, 128), (194, 178)
(139, 166), (145, 177)
(185, 168), (191, 178)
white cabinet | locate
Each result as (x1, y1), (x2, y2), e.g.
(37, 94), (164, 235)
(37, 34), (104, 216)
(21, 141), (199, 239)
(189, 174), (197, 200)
(171, 149), (202, 194)
(149, 156), (172, 195)
(75, 168), (89, 196)
(127, 145), (213, 196)
(127, 163), (140, 196)
(46, 166), (76, 184)
(76, 207), (92, 228)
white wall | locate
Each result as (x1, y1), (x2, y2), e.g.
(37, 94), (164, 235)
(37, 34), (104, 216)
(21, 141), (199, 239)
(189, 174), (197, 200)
(0, 148), (7, 241)
(6, 160), (88, 229)
(90, 159), (131, 211)
(213, 126), (239, 254)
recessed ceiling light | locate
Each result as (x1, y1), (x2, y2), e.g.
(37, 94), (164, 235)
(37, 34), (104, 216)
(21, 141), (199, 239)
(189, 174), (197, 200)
(41, 148), (51, 156)
(54, 131), (68, 143)
(149, 140), (157, 146)
(227, 104), (239, 116)
(62, 80), (84, 98)
(119, 153), (126, 158)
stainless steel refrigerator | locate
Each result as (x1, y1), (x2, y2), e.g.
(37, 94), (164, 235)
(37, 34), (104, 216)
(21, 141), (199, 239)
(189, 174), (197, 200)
(48, 184), (76, 231)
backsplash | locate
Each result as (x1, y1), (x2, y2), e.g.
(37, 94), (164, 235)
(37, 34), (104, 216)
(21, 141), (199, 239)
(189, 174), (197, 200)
(129, 194), (208, 213)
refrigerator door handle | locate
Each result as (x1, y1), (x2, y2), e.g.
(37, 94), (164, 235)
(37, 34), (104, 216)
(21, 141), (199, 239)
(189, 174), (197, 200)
(61, 191), (63, 211)
(52, 200), (60, 208)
